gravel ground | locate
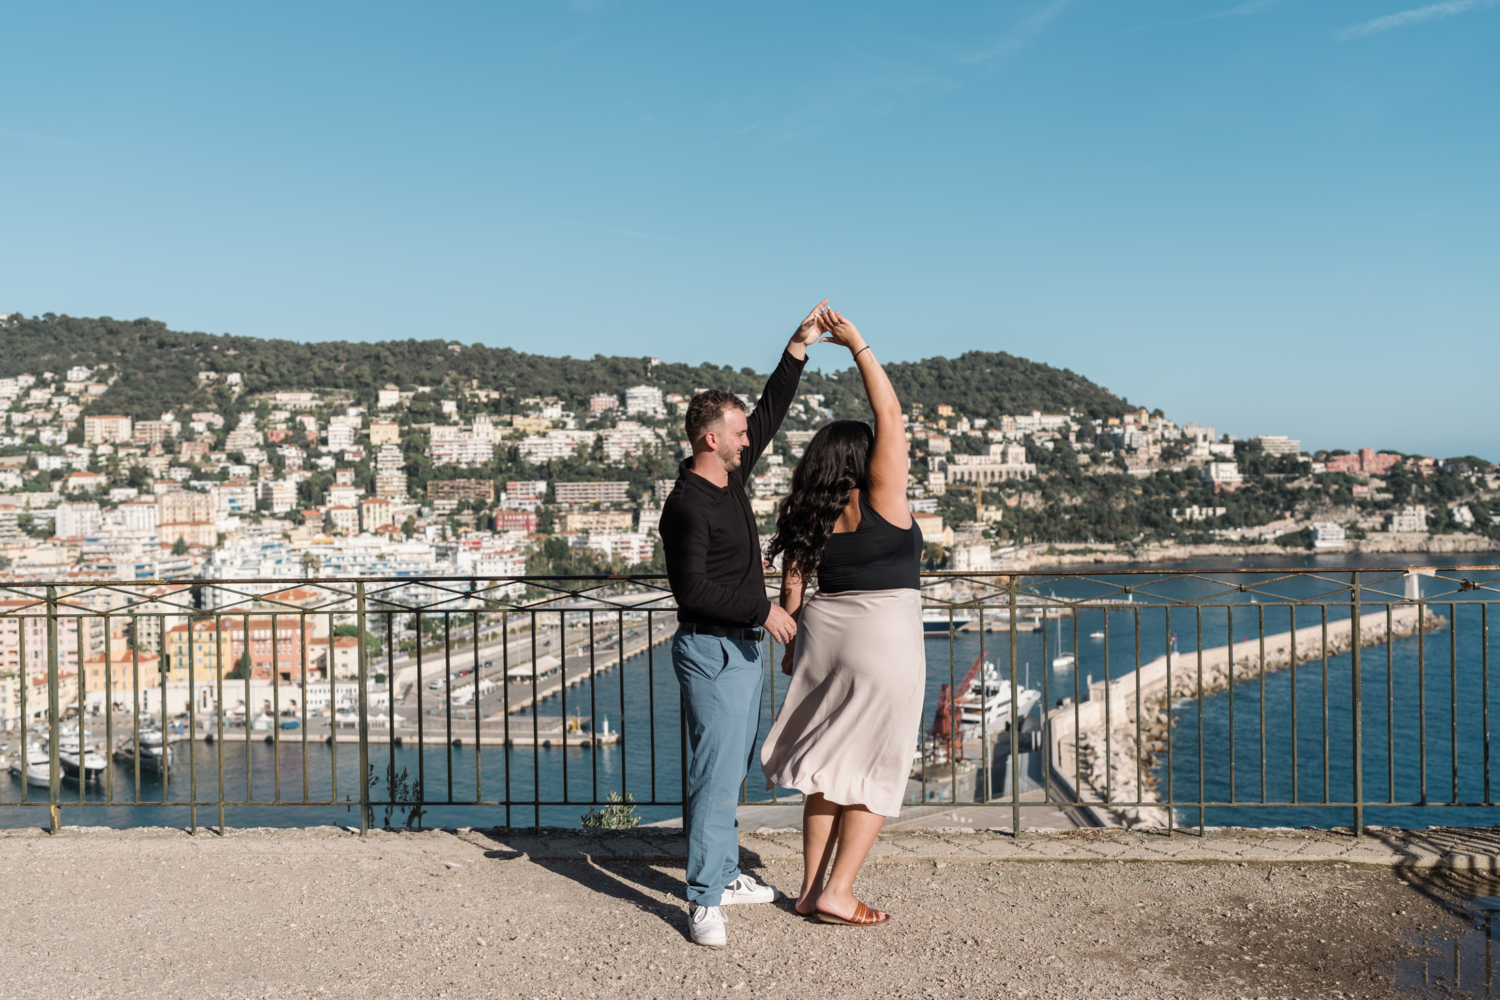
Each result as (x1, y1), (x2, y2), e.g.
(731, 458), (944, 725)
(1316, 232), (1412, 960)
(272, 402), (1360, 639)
(0, 826), (1486, 999)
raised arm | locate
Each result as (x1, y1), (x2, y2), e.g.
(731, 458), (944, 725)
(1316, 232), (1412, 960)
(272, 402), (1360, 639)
(737, 301), (827, 481)
(819, 311), (910, 528)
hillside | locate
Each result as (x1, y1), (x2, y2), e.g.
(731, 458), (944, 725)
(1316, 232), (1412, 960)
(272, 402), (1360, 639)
(0, 313), (1130, 422)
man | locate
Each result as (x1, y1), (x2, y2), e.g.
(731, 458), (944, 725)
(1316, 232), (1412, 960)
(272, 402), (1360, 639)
(660, 300), (828, 948)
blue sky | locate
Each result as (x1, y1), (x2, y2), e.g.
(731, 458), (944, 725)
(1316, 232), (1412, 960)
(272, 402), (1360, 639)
(2, 1), (1495, 458)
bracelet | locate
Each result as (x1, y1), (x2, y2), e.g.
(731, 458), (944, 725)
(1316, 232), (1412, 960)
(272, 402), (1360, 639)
(853, 345), (873, 361)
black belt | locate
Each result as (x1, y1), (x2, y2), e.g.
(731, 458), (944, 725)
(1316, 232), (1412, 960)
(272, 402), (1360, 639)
(679, 623), (764, 641)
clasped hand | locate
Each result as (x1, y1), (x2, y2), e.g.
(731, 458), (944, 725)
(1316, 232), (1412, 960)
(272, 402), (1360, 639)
(792, 301), (865, 353)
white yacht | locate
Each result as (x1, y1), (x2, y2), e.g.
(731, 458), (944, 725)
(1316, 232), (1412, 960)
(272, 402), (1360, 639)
(954, 660), (1041, 737)
(9, 743), (52, 787)
(922, 608), (976, 633)
(58, 729), (107, 782)
(113, 727), (172, 773)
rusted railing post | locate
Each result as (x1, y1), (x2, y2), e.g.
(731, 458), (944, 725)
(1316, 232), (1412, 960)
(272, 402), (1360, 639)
(1009, 576), (1021, 837)
(46, 586), (61, 835)
(1351, 571), (1363, 837)
(356, 581), (370, 836)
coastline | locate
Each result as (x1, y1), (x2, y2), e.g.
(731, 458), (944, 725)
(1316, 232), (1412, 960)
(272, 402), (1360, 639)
(1046, 605), (1443, 828)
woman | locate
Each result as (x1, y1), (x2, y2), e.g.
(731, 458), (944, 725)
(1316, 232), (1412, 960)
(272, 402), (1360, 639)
(760, 309), (923, 927)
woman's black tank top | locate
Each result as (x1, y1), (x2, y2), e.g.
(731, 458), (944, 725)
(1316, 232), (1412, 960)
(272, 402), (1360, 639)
(817, 490), (922, 593)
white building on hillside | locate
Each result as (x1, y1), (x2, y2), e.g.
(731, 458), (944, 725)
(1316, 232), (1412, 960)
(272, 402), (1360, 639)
(1254, 435), (1302, 456)
(54, 501), (102, 539)
(574, 531), (655, 565)
(944, 443), (1036, 484)
(949, 543), (992, 572)
(601, 421), (656, 463)
(518, 430), (596, 464)
(429, 436), (494, 467)
(1386, 505), (1428, 533)
(1310, 522), (1347, 549)
(1201, 462), (1243, 491)
(624, 385), (666, 419)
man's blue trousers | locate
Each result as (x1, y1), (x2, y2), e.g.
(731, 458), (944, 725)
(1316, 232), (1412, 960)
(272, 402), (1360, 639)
(671, 630), (764, 908)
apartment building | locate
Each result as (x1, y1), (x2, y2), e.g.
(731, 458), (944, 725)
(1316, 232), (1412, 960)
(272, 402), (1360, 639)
(83, 414), (133, 444)
(1310, 522), (1347, 549)
(359, 496), (397, 533)
(429, 436), (495, 467)
(369, 420), (400, 446)
(426, 479), (495, 512)
(1386, 505), (1428, 533)
(556, 510), (634, 532)
(554, 481), (630, 504)
(1254, 435), (1302, 456)
(164, 616), (318, 683)
(258, 480), (298, 515)
(54, 501), (103, 538)
(494, 509), (539, 533)
(624, 385), (666, 418)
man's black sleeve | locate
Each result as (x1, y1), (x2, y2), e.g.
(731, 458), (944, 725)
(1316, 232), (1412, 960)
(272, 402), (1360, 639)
(660, 498), (773, 626)
(737, 349), (806, 485)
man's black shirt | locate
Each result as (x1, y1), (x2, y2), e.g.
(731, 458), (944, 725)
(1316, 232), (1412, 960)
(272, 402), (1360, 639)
(659, 349), (806, 629)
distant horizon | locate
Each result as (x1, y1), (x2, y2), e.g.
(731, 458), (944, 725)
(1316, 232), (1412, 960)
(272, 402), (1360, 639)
(5, 308), (1490, 464)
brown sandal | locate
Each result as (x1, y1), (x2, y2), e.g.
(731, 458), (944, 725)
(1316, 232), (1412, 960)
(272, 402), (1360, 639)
(815, 900), (889, 925)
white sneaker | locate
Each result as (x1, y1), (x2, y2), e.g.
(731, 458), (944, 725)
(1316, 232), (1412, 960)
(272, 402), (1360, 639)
(689, 904), (727, 948)
(720, 873), (781, 905)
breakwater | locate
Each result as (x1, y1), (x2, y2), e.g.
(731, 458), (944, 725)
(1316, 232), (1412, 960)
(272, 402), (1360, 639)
(1046, 604), (1443, 827)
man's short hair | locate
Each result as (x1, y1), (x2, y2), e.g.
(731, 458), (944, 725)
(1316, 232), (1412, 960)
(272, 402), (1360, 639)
(685, 390), (746, 444)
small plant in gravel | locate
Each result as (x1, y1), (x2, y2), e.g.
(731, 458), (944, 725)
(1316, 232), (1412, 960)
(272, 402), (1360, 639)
(384, 762), (427, 830)
(344, 762), (427, 830)
(580, 791), (639, 830)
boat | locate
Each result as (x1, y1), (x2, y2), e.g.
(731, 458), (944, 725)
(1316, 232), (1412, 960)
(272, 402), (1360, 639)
(922, 608), (976, 633)
(923, 654), (1040, 767)
(9, 743), (52, 787)
(1089, 631), (1105, 640)
(1050, 615), (1074, 669)
(952, 656), (1041, 737)
(113, 727), (172, 774)
(58, 727), (107, 782)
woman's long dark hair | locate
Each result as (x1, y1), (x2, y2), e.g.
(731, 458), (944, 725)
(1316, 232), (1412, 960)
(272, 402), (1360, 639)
(767, 420), (874, 581)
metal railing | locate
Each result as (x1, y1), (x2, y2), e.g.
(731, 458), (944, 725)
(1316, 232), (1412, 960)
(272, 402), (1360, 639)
(1, 565), (1497, 835)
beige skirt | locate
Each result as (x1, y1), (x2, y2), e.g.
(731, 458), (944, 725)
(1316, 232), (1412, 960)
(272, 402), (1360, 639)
(759, 588), (925, 818)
